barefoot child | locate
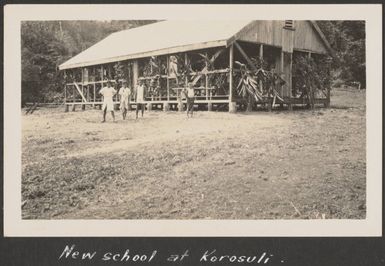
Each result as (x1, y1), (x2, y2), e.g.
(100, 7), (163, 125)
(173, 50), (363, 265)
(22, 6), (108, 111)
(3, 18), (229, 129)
(134, 80), (146, 119)
(184, 82), (195, 118)
(119, 81), (131, 120)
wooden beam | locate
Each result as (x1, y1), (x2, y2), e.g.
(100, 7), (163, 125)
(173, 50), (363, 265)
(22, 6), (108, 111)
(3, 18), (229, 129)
(234, 41), (257, 72)
(280, 50), (284, 97)
(73, 82), (88, 103)
(229, 45), (234, 102)
(100, 65), (104, 87)
(167, 55), (170, 101)
(132, 61), (139, 87)
(72, 85), (76, 111)
(81, 68), (84, 105)
(288, 52), (293, 110)
(259, 44), (263, 92)
(93, 83), (96, 108)
(184, 53), (188, 86)
(191, 49), (225, 86)
(64, 84), (67, 104)
(205, 52), (209, 100)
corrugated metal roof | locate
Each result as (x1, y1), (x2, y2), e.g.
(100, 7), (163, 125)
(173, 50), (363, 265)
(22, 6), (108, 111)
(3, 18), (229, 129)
(59, 20), (252, 70)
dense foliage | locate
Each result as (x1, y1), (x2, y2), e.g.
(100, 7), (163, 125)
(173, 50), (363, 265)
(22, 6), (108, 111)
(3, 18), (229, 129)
(21, 20), (157, 104)
(292, 55), (332, 109)
(316, 20), (365, 88)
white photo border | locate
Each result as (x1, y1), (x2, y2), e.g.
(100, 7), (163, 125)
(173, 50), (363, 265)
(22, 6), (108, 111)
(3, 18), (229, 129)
(4, 4), (382, 237)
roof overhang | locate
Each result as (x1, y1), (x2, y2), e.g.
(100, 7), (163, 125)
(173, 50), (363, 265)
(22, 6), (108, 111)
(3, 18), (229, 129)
(59, 41), (227, 70)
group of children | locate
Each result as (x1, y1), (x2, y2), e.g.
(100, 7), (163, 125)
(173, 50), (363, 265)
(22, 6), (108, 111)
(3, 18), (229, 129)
(100, 80), (146, 122)
(100, 80), (196, 122)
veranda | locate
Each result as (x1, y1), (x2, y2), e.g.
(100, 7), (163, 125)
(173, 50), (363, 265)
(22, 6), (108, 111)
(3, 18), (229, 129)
(62, 22), (331, 112)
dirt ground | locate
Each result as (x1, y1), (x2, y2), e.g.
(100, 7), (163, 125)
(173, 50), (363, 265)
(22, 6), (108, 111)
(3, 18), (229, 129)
(21, 87), (366, 219)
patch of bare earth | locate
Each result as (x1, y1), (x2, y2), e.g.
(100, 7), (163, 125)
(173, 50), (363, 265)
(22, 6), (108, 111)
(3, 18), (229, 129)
(22, 87), (366, 219)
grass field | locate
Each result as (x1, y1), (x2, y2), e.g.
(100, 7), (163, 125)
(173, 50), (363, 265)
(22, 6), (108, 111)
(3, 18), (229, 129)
(21, 87), (366, 219)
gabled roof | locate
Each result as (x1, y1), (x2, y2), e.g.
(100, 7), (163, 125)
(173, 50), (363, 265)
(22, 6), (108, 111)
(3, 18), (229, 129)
(59, 20), (333, 70)
(59, 20), (252, 70)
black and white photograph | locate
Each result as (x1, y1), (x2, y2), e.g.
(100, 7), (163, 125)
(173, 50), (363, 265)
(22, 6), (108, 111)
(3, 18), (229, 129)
(20, 18), (367, 220)
(3, 4), (382, 238)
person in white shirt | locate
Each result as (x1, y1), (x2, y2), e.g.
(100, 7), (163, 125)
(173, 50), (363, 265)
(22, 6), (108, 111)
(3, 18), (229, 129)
(134, 80), (146, 119)
(119, 81), (132, 120)
(183, 82), (195, 118)
(100, 81), (116, 122)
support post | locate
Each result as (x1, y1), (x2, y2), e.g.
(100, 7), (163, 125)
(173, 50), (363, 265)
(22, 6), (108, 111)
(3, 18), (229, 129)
(267, 98), (272, 112)
(280, 49), (284, 97)
(184, 53), (188, 85)
(72, 85), (76, 111)
(205, 52), (209, 101)
(288, 52), (293, 111)
(101, 65), (104, 87)
(259, 44), (263, 92)
(208, 102), (213, 111)
(93, 84), (96, 108)
(163, 102), (169, 112)
(64, 85), (69, 112)
(81, 68), (85, 110)
(64, 84), (67, 103)
(178, 53), (188, 112)
(324, 88), (331, 108)
(132, 60), (138, 87)
(229, 45), (236, 113)
(147, 102), (152, 111)
(166, 55), (170, 102)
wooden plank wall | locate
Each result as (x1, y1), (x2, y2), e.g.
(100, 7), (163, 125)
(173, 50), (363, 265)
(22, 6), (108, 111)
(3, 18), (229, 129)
(282, 29), (294, 53)
(293, 21), (328, 54)
(238, 21), (283, 46)
(238, 20), (328, 54)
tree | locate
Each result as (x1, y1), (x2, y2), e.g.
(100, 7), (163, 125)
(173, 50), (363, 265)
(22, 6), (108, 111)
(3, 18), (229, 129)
(317, 21), (366, 88)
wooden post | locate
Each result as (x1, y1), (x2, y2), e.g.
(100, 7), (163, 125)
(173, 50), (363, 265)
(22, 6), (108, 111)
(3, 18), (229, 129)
(72, 85), (76, 111)
(132, 60), (138, 88)
(64, 85), (69, 112)
(64, 84), (67, 103)
(101, 65), (104, 87)
(325, 58), (331, 108)
(205, 52), (209, 101)
(229, 45), (236, 113)
(178, 53), (188, 112)
(166, 55), (170, 102)
(184, 53), (188, 85)
(288, 52), (293, 110)
(81, 89), (86, 111)
(93, 84), (96, 108)
(81, 68), (85, 110)
(163, 102), (169, 112)
(280, 50), (284, 95)
(208, 102), (212, 111)
(63, 70), (67, 111)
(259, 44), (263, 92)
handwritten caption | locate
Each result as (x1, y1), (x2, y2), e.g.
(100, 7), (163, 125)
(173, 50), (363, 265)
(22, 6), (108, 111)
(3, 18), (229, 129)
(59, 244), (285, 264)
